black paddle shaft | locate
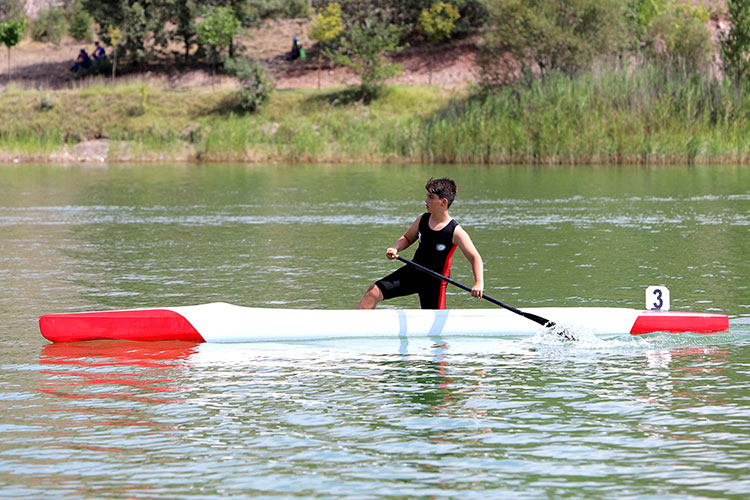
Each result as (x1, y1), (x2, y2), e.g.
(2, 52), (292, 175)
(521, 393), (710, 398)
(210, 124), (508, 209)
(396, 255), (555, 328)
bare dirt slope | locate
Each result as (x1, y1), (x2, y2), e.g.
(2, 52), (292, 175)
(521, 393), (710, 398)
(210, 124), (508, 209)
(0, 18), (480, 91)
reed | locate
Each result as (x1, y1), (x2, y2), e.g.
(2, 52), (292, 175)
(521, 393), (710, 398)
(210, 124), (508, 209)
(411, 65), (750, 165)
(3, 66), (750, 164)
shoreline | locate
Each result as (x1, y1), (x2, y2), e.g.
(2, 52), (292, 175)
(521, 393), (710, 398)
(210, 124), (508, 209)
(5, 144), (750, 165)
(3, 66), (750, 167)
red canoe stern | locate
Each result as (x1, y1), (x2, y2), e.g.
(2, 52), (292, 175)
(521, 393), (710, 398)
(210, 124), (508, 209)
(39, 309), (206, 343)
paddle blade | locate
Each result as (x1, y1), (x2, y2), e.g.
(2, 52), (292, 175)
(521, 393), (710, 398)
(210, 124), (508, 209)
(542, 321), (577, 341)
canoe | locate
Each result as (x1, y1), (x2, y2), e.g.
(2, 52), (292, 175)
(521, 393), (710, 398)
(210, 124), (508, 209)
(39, 302), (729, 343)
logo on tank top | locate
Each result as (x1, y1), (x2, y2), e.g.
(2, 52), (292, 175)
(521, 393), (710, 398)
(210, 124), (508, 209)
(436, 243), (446, 251)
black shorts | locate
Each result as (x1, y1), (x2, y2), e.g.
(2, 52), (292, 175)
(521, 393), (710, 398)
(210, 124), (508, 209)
(375, 266), (446, 309)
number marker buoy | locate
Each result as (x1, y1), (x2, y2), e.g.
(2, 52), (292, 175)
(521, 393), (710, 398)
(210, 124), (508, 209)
(646, 286), (670, 311)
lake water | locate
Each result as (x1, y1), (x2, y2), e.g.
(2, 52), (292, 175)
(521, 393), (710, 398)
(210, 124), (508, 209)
(1, 163), (749, 499)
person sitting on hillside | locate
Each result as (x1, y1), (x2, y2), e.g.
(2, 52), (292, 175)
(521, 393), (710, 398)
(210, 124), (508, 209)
(70, 49), (92, 72)
(92, 41), (106, 60)
(287, 37), (304, 61)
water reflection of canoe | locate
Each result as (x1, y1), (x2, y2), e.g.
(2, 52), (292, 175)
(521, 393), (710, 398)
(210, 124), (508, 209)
(39, 302), (729, 343)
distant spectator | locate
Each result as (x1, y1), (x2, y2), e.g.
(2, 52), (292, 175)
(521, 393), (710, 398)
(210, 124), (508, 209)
(287, 37), (305, 61)
(92, 41), (106, 60)
(70, 49), (92, 72)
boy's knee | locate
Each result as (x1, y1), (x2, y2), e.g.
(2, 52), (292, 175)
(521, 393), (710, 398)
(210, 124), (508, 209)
(367, 283), (382, 298)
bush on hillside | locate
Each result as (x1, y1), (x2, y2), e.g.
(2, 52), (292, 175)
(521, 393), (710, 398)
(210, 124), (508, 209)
(224, 57), (275, 113)
(30, 9), (66, 44)
(646, 2), (714, 74)
(68, 2), (93, 41)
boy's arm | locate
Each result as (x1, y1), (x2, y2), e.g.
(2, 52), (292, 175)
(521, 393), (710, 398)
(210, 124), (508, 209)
(453, 226), (484, 298)
(386, 216), (421, 259)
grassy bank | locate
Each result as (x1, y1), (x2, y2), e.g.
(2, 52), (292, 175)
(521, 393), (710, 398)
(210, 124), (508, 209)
(3, 66), (750, 165)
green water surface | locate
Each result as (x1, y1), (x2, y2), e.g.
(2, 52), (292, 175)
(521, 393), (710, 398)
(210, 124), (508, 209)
(1, 163), (748, 499)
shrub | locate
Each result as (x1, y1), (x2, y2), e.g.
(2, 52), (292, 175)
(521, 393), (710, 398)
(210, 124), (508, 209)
(38, 93), (55, 111)
(30, 9), (66, 44)
(224, 57), (275, 113)
(646, 2), (713, 73)
(327, 11), (403, 102)
(68, 2), (93, 41)
(283, 0), (310, 18)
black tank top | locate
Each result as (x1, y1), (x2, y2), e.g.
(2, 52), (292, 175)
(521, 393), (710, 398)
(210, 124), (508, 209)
(413, 213), (458, 276)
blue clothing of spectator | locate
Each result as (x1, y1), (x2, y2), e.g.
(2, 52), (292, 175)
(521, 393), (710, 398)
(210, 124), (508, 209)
(93, 41), (106, 60)
(71, 49), (92, 72)
(287, 37), (302, 61)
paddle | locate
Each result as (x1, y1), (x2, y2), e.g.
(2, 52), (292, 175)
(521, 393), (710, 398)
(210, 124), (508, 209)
(395, 255), (575, 340)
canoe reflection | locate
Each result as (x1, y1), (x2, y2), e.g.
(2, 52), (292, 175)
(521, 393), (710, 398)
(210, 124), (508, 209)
(39, 341), (200, 403)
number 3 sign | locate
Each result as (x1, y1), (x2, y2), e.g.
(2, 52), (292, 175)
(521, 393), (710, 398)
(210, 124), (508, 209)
(646, 286), (670, 311)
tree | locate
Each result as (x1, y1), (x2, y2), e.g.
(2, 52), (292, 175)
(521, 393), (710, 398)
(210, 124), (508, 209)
(312, 0), (485, 41)
(308, 2), (343, 89)
(0, 0), (23, 22)
(647, 2), (713, 75)
(197, 6), (239, 77)
(418, 1), (459, 85)
(173, 0), (199, 64)
(69, 2), (94, 41)
(328, 11), (403, 102)
(82, 0), (170, 69)
(721, 0), (750, 92)
(0, 17), (26, 88)
(482, 0), (626, 82)
(108, 25), (123, 79)
(625, 0), (664, 47)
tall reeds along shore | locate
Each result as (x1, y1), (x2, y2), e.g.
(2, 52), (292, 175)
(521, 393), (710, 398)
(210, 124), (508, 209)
(2, 65), (749, 165)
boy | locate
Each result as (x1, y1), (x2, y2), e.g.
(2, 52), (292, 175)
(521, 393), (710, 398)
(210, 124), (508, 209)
(357, 178), (484, 309)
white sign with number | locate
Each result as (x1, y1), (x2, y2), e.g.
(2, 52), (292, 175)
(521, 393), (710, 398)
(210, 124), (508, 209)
(646, 286), (670, 311)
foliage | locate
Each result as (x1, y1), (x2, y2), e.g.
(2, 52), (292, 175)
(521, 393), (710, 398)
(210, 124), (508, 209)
(225, 0), (309, 26)
(197, 6), (240, 63)
(327, 11), (403, 102)
(108, 25), (123, 47)
(7, 68), (750, 165)
(0, 16), (26, 85)
(312, 0), (484, 41)
(481, 0), (626, 82)
(0, 16), (25, 48)
(309, 2), (343, 44)
(82, 0), (170, 68)
(107, 25), (123, 78)
(282, 0), (310, 18)
(0, 0), (23, 22)
(721, 0), (750, 90)
(418, 2), (460, 85)
(224, 56), (275, 112)
(646, 1), (713, 73)
(30, 8), (66, 44)
(68, 2), (94, 41)
(309, 2), (343, 89)
(172, 0), (199, 64)
(625, 0), (665, 46)
(418, 2), (459, 44)
(38, 93), (55, 112)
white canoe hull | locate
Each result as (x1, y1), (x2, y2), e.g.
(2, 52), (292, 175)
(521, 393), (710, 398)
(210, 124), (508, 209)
(39, 302), (730, 343)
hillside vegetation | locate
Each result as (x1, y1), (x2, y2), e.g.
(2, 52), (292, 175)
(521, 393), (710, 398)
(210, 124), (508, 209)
(3, 1), (750, 165)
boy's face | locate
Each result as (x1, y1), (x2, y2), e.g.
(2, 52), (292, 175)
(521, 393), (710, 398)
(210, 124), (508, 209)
(425, 191), (447, 213)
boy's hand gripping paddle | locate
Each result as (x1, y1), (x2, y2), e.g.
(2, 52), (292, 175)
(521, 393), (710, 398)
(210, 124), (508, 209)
(395, 255), (575, 340)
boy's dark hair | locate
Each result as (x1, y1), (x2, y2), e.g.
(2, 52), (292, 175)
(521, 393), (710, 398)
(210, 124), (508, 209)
(425, 178), (457, 207)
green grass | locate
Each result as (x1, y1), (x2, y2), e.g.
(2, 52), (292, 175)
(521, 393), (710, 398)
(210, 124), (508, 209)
(3, 67), (750, 164)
